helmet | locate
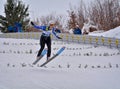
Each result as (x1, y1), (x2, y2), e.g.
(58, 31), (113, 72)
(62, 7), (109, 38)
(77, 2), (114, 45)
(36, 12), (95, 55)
(49, 21), (55, 26)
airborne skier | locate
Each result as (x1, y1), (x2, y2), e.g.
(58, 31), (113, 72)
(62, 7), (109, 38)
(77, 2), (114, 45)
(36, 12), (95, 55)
(31, 21), (62, 61)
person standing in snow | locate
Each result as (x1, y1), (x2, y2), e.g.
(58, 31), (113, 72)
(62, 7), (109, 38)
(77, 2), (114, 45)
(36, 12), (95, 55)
(73, 25), (82, 35)
(31, 21), (62, 60)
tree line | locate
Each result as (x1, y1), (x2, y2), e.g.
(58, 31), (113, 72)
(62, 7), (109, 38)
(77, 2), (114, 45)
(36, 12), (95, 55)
(67, 0), (120, 31)
(0, 0), (120, 32)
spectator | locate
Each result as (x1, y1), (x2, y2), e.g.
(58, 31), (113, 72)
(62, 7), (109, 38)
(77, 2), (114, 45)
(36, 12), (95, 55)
(73, 25), (82, 35)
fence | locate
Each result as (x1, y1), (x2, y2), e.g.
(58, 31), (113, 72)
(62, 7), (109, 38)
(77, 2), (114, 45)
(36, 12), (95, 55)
(0, 32), (120, 48)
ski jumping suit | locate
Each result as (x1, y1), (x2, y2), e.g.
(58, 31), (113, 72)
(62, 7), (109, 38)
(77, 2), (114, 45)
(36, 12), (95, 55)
(33, 24), (61, 58)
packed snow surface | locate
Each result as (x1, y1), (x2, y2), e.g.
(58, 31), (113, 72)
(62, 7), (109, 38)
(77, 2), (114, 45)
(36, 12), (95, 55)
(0, 38), (120, 89)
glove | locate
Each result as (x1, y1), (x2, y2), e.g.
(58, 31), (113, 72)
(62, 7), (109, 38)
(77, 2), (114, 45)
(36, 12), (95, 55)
(31, 21), (34, 26)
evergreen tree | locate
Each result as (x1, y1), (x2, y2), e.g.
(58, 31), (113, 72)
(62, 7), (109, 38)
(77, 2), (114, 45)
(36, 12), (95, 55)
(0, 0), (30, 32)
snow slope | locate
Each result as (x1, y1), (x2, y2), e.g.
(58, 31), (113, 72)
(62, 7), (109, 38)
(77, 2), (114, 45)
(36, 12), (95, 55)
(0, 38), (120, 89)
(89, 26), (120, 39)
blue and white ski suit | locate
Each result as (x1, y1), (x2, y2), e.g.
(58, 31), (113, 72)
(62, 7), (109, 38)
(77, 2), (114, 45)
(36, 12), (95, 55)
(32, 24), (61, 59)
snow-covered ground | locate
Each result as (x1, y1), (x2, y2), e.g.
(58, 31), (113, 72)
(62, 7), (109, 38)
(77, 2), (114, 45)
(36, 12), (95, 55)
(0, 38), (120, 89)
(89, 26), (120, 39)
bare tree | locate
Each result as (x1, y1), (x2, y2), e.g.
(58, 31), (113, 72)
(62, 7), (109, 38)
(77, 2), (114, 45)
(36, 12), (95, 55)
(67, 0), (88, 29)
(76, 0), (88, 28)
(89, 0), (120, 31)
(67, 10), (77, 29)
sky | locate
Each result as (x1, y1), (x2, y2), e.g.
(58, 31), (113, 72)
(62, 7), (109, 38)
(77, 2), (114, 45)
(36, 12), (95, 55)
(0, 0), (93, 19)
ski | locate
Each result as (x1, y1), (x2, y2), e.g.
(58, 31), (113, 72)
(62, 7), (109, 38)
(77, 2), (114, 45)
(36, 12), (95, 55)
(40, 46), (65, 67)
(32, 48), (47, 65)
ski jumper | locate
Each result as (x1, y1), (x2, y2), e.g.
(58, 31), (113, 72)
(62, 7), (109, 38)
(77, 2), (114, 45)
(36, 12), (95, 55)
(33, 25), (60, 58)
